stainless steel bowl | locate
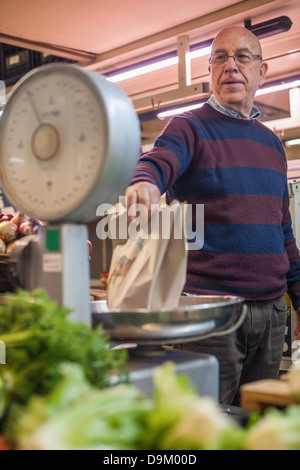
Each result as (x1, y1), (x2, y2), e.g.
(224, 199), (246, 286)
(91, 295), (247, 345)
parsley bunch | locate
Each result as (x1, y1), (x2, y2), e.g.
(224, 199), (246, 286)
(0, 289), (127, 428)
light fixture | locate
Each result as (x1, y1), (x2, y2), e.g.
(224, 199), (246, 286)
(107, 55), (179, 83)
(245, 16), (292, 39)
(106, 44), (212, 83)
(157, 102), (205, 119)
(285, 139), (300, 148)
(256, 77), (300, 96)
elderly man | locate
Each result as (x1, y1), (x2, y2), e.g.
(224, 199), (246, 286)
(125, 26), (300, 405)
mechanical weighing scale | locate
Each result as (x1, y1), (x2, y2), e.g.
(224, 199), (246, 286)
(0, 63), (140, 323)
(0, 63), (247, 399)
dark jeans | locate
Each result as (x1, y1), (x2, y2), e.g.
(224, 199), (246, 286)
(179, 295), (287, 406)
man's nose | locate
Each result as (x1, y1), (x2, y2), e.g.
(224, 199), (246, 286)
(225, 55), (238, 71)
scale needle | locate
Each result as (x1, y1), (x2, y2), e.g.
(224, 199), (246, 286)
(26, 90), (42, 125)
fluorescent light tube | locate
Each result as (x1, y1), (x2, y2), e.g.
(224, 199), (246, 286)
(107, 57), (179, 83)
(256, 80), (300, 96)
(285, 138), (300, 147)
(157, 102), (204, 119)
(188, 46), (212, 60)
(107, 47), (211, 83)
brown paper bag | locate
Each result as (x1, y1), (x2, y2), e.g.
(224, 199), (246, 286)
(107, 200), (187, 310)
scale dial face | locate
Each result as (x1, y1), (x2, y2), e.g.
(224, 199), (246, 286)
(0, 65), (109, 221)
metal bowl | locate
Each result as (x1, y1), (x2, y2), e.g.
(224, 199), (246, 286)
(91, 295), (247, 345)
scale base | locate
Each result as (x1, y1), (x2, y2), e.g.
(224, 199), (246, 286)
(118, 347), (219, 399)
(7, 224), (91, 324)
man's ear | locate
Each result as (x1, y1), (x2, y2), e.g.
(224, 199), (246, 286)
(259, 61), (268, 87)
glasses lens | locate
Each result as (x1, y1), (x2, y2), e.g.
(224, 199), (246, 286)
(213, 53), (227, 64)
(234, 52), (252, 64)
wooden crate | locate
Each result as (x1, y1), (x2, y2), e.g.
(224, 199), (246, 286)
(240, 378), (296, 412)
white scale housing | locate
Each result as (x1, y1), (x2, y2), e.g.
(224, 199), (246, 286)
(0, 63), (140, 323)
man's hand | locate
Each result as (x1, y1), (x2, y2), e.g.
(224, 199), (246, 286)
(125, 182), (161, 222)
(294, 307), (300, 337)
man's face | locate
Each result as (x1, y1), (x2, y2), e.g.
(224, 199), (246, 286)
(209, 28), (268, 118)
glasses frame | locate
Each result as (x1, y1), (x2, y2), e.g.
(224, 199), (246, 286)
(209, 51), (262, 66)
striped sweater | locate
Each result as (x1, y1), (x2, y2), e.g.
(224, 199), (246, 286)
(131, 103), (300, 307)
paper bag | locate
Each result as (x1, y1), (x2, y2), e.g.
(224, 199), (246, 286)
(107, 200), (187, 310)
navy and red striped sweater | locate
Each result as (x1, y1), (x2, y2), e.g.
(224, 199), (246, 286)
(131, 103), (300, 307)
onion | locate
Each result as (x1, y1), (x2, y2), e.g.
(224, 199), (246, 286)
(6, 239), (18, 254)
(0, 214), (14, 222)
(18, 220), (40, 236)
(0, 221), (18, 243)
(11, 211), (27, 226)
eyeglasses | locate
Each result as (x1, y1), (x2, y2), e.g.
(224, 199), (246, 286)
(209, 51), (262, 66)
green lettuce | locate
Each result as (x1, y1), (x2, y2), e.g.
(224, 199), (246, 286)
(246, 406), (300, 450)
(10, 362), (152, 450)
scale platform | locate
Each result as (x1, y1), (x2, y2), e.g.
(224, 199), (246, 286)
(91, 295), (247, 398)
(121, 348), (219, 399)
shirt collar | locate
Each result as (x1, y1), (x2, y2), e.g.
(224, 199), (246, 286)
(207, 95), (261, 120)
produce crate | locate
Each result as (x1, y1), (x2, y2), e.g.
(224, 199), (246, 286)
(0, 43), (75, 87)
(240, 377), (296, 412)
(0, 44), (35, 86)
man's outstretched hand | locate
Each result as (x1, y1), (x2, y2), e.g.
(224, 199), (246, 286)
(125, 182), (161, 222)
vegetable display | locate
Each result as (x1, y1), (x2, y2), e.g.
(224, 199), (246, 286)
(4, 361), (245, 450)
(1, 288), (300, 450)
(0, 212), (43, 253)
(245, 406), (300, 450)
(0, 211), (93, 257)
(8, 362), (152, 450)
(0, 289), (127, 441)
(5, 354), (300, 450)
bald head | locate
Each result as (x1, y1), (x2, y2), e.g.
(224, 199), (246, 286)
(212, 26), (262, 57)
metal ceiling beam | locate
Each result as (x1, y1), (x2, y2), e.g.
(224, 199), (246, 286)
(0, 33), (95, 62)
(86, 0), (279, 69)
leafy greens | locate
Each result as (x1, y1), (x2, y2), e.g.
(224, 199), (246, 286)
(0, 289), (127, 432)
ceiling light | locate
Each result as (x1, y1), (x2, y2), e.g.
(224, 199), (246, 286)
(106, 40), (213, 83)
(256, 78), (300, 96)
(157, 102), (204, 119)
(285, 138), (300, 147)
(107, 56), (179, 83)
(188, 46), (212, 60)
(106, 44), (213, 83)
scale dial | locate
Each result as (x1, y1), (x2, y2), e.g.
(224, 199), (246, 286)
(0, 64), (140, 222)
